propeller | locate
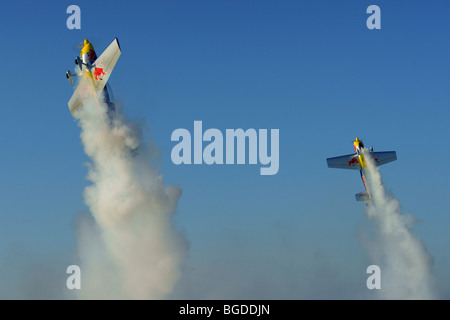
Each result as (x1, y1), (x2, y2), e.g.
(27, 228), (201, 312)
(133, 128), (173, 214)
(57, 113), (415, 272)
(70, 36), (102, 53)
(71, 40), (84, 53)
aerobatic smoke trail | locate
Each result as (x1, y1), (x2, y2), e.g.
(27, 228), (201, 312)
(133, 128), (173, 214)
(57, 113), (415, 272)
(363, 150), (437, 299)
(73, 95), (188, 299)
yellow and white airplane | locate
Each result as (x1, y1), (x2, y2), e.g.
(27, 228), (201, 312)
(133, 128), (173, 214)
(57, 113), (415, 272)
(326, 138), (397, 204)
(66, 38), (121, 118)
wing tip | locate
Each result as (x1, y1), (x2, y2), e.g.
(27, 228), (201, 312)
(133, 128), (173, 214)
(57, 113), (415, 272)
(114, 37), (121, 51)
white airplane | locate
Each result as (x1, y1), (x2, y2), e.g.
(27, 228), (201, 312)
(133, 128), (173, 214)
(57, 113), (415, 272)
(326, 138), (397, 204)
(66, 38), (121, 119)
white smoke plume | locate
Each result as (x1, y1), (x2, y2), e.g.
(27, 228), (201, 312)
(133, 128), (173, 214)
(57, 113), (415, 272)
(362, 149), (437, 299)
(73, 93), (188, 299)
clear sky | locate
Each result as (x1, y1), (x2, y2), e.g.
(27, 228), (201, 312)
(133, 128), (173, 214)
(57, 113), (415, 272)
(0, 0), (449, 299)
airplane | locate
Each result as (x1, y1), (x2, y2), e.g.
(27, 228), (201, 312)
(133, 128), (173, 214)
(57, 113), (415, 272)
(66, 38), (121, 120)
(326, 138), (397, 204)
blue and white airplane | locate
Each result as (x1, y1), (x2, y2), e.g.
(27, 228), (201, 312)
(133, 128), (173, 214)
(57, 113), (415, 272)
(326, 138), (397, 204)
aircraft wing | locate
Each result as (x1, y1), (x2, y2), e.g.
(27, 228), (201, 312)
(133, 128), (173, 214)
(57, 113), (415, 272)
(68, 74), (92, 115)
(91, 38), (121, 93)
(371, 151), (397, 166)
(327, 151), (397, 170)
(327, 153), (361, 170)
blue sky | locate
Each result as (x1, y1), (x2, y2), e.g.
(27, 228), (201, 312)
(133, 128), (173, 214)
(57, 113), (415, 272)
(0, 1), (450, 298)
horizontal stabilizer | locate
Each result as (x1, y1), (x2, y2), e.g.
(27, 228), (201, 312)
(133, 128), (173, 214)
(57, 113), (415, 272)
(355, 191), (369, 202)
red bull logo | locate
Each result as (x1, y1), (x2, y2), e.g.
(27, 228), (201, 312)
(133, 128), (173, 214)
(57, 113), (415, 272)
(94, 66), (107, 81)
(93, 61), (107, 81)
(347, 157), (359, 167)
